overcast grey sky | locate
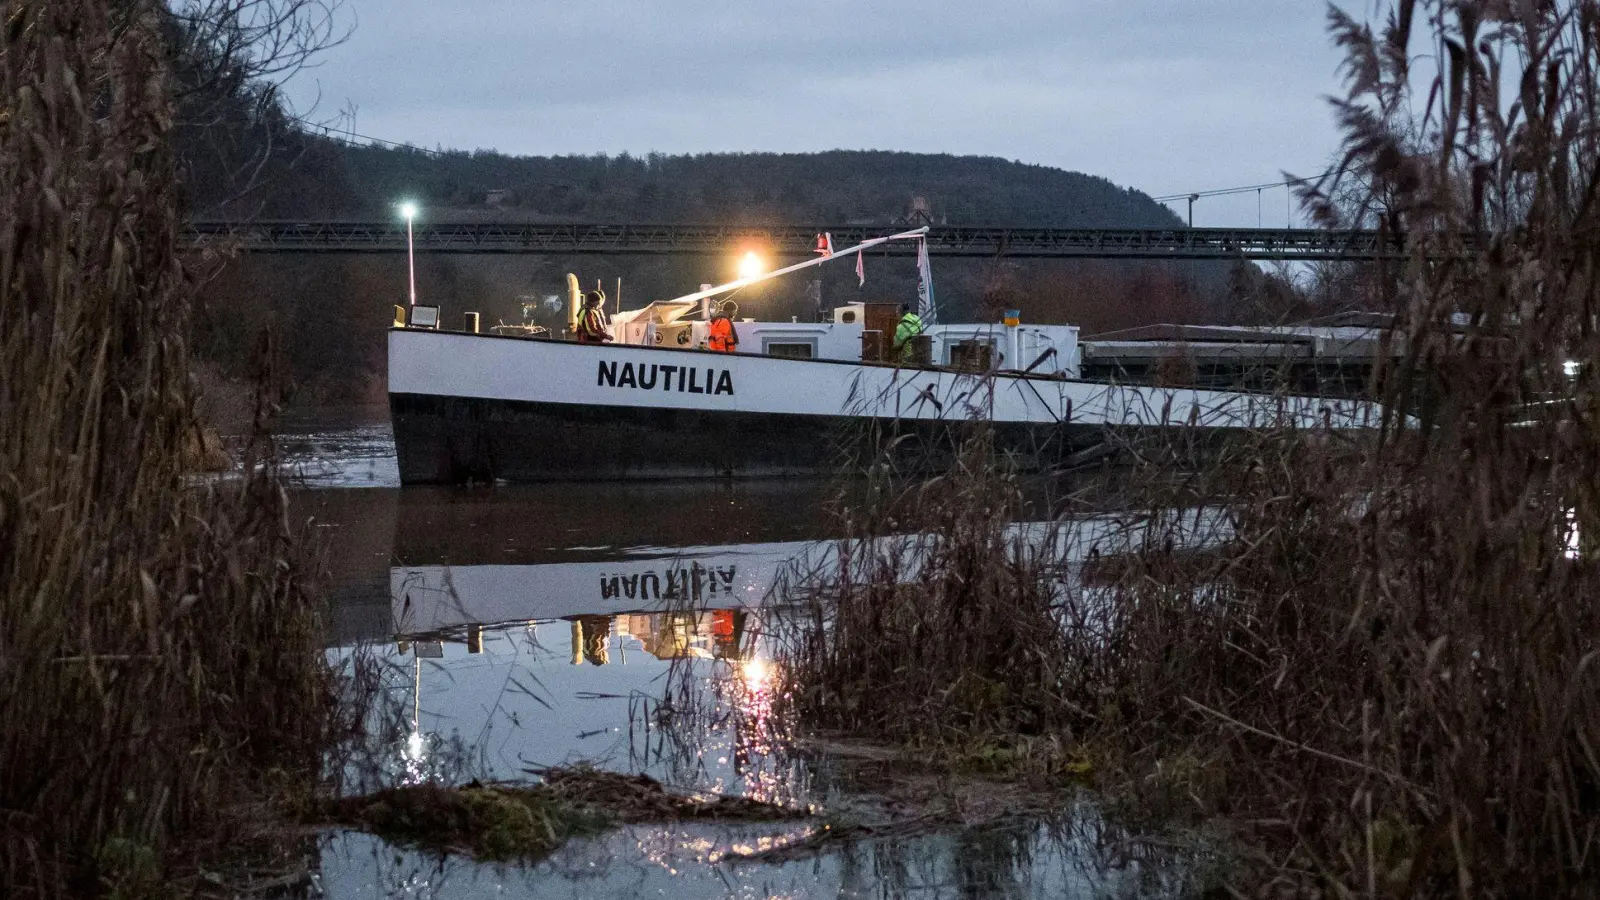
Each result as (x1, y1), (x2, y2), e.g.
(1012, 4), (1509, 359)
(284, 1), (1363, 227)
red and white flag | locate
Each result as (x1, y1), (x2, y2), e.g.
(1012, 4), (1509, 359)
(855, 249), (865, 287)
(814, 232), (834, 257)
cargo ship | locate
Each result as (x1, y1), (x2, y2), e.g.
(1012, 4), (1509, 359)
(388, 228), (1375, 483)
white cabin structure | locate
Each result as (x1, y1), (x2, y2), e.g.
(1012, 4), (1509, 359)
(609, 299), (1081, 376)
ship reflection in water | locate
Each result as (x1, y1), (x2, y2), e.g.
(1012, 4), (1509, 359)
(562, 609), (749, 666)
(311, 481), (841, 803)
(390, 539), (803, 636)
(308, 477), (1217, 898)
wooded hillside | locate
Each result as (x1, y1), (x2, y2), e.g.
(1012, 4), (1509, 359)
(198, 139), (1186, 228)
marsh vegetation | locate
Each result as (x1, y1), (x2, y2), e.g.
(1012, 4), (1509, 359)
(0, 2), (351, 895)
(774, 3), (1600, 895)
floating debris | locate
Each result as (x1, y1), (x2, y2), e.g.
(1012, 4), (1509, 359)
(334, 782), (608, 862)
(535, 766), (812, 824)
(335, 767), (810, 862)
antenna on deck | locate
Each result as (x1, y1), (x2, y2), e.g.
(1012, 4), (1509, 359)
(565, 273), (581, 332)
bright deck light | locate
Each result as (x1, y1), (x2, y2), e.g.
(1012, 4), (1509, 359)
(399, 201), (419, 220)
(737, 251), (765, 280)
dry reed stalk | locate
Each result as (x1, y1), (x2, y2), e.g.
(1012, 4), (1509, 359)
(0, 3), (337, 895)
(773, 424), (1078, 751)
(1056, 2), (1600, 895)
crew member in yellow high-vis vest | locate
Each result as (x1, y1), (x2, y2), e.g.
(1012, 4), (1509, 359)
(893, 303), (925, 364)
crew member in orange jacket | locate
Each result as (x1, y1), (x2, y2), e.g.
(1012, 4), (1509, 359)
(707, 300), (740, 352)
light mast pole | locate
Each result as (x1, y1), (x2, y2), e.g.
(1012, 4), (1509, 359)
(401, 202), (419, 306)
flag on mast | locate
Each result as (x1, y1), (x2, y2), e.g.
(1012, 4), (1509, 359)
(855, 250), (865, 287)
(916, 237), (937, 323)
(814, 232), (834, 257)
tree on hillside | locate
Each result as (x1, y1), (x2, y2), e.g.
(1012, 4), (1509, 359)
(164, 0), (356, 218)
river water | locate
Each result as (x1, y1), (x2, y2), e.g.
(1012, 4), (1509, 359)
(287, 422), (1206, 899)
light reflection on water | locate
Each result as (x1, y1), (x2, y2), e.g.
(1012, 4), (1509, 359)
(300, 429), (1209, 898)
(336, 616), (802, 805)
(316, 814), (1183, 900)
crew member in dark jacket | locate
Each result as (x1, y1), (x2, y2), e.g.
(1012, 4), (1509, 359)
(576, 290), (612, 343)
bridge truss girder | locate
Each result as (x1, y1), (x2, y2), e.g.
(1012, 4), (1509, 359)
(185, 221), (1430, 261)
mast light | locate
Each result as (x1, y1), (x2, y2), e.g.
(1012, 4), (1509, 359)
(737, 251), (766, 280)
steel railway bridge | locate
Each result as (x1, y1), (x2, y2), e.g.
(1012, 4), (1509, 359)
(185, 220), (1448, 261)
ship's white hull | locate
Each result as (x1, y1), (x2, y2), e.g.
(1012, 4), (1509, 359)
(388, 329), (1374, 483)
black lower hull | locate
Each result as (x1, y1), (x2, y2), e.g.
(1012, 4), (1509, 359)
(390, 393), (1102, 483)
